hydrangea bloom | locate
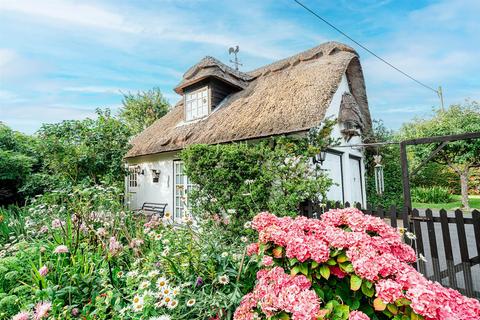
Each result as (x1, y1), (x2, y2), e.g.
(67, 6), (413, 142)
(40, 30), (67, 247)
(236, 209), (480, 320)
(234, 267), (320, 320)
(349, 310), (370, 320)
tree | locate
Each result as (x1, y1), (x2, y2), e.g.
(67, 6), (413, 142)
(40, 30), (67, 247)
(0, 123), (38, 205)
(400, 101), (480, 209)
(36, 109), (131, 185)
(118, 87), (170, 134)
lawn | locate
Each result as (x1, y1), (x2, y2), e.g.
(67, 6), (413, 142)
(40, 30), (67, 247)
(413, 195), (480, 211)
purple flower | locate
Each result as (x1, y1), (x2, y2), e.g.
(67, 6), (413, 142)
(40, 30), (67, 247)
(71, 307), (79, 317)
(195, 276), (204, 287)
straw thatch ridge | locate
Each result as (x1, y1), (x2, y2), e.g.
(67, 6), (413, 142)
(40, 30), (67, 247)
(174, 56), (252, 94)
(126, 41), (372, 158)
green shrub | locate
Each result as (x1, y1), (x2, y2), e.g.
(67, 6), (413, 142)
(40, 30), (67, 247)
(181, 121), (336, 231)
(411, 186), (453, 203)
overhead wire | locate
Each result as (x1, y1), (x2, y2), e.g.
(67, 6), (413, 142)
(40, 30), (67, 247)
(293, 0), (440, 95)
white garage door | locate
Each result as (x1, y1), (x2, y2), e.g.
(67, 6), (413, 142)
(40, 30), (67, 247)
(349, 156), (364, 206)
(322, 152), (344, 203)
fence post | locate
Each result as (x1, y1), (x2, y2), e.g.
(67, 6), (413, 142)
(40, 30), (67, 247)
(440, 209), (458, 289)
(454, 209), (474, 297)
(411, 209), (426, 274)
(376, 205), (384, 219)
(472, 210), (480, 261)
(425, 209), (441, 283)
(389, 205), (397, 228)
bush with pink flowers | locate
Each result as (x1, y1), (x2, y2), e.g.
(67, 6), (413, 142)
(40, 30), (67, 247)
(234, 208), (480, 320)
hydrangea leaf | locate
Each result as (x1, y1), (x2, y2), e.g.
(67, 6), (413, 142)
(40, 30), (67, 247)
(350, 275), (362, 291)
(374, 297), (387, 311)
(319, 265), (330, 280)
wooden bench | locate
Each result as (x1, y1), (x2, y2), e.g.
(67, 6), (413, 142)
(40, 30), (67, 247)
(141, 202), (167, 217)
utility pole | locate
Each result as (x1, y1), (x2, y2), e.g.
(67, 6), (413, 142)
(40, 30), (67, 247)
(438, 86), (445, 111)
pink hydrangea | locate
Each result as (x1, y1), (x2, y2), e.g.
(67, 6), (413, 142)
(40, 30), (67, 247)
(234, 267), (320, 320)
(375, 279), (404, 303)
(246, 243), (259, 256)
(262, 255), (273, 267)
(237, 209), (480, 320)
(349, 310), (370, 320)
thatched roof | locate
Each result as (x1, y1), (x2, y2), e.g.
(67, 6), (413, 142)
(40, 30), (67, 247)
(126, 41), (372, 158)
(174, 56), (252, 94)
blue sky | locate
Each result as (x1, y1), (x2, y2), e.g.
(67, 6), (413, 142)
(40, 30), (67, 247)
(1, 0), (479, 134)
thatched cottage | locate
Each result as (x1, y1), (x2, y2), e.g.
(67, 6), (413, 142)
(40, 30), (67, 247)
(125, 41), (372, 220)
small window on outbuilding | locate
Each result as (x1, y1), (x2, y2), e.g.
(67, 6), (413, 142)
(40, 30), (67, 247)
(185, 87), (209, 121)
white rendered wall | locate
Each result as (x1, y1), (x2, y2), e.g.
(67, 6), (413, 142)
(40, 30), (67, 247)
(125, 151), (177, 214)
(320, 73), (367, 207)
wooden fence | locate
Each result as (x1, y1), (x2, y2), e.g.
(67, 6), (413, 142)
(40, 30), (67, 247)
(299, 201), (480, 298)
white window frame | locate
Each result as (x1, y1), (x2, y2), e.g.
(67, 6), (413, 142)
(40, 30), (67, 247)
(185, 86), (209, 121)
(128, 167), (138, 188)
(173, 161), (194, 220)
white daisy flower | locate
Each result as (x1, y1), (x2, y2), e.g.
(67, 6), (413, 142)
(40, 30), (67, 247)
(171, 286), (180, 296)
(186, 298), (196, 307)
(132, 302), (144, 312)
(161, 248), (170, 257)
(162, 287), (171, 296)
(167, 299), (178, 309)
(139, 281), (150, 290)
(162, 295), (173, 305)
(218, 274), (229, 285)
(148, 270), (160, 278)
(132, 295), (143, 305)
(156, 277), (168, 289)
(154, 233), (163, 241)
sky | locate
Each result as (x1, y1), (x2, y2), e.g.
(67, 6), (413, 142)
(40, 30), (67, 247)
(0, 0), (479, 134)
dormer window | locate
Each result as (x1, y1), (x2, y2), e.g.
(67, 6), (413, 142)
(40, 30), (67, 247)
(185, 86), (209, 121)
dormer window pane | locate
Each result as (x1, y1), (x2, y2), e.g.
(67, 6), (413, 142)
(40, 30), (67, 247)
(185, 87), (208, 121)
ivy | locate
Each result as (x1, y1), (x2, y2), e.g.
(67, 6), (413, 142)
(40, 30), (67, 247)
(180, 120), (337, 229)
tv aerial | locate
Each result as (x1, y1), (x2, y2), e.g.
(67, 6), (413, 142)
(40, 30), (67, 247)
(228, 45), (242, 71)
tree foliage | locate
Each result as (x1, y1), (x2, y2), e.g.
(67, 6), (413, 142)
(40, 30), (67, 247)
(118, 87), (170, 135)
(0, 123), (38, 204)
(400, 101), (480, 209)
(36, 109), (131, 185)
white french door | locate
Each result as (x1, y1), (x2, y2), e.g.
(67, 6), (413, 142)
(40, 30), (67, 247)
(173, 161), (193, 220)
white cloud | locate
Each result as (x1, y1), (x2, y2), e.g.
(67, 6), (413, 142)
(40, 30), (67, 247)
(62, 86), (129, 94)
(0, 0), (318, 60)
(0, 0), (139, 33)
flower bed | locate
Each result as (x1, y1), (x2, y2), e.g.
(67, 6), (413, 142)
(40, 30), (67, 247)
(235, 208), (480, 320)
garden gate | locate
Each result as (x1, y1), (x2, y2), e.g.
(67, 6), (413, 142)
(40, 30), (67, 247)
(300, 201), (480, 298)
